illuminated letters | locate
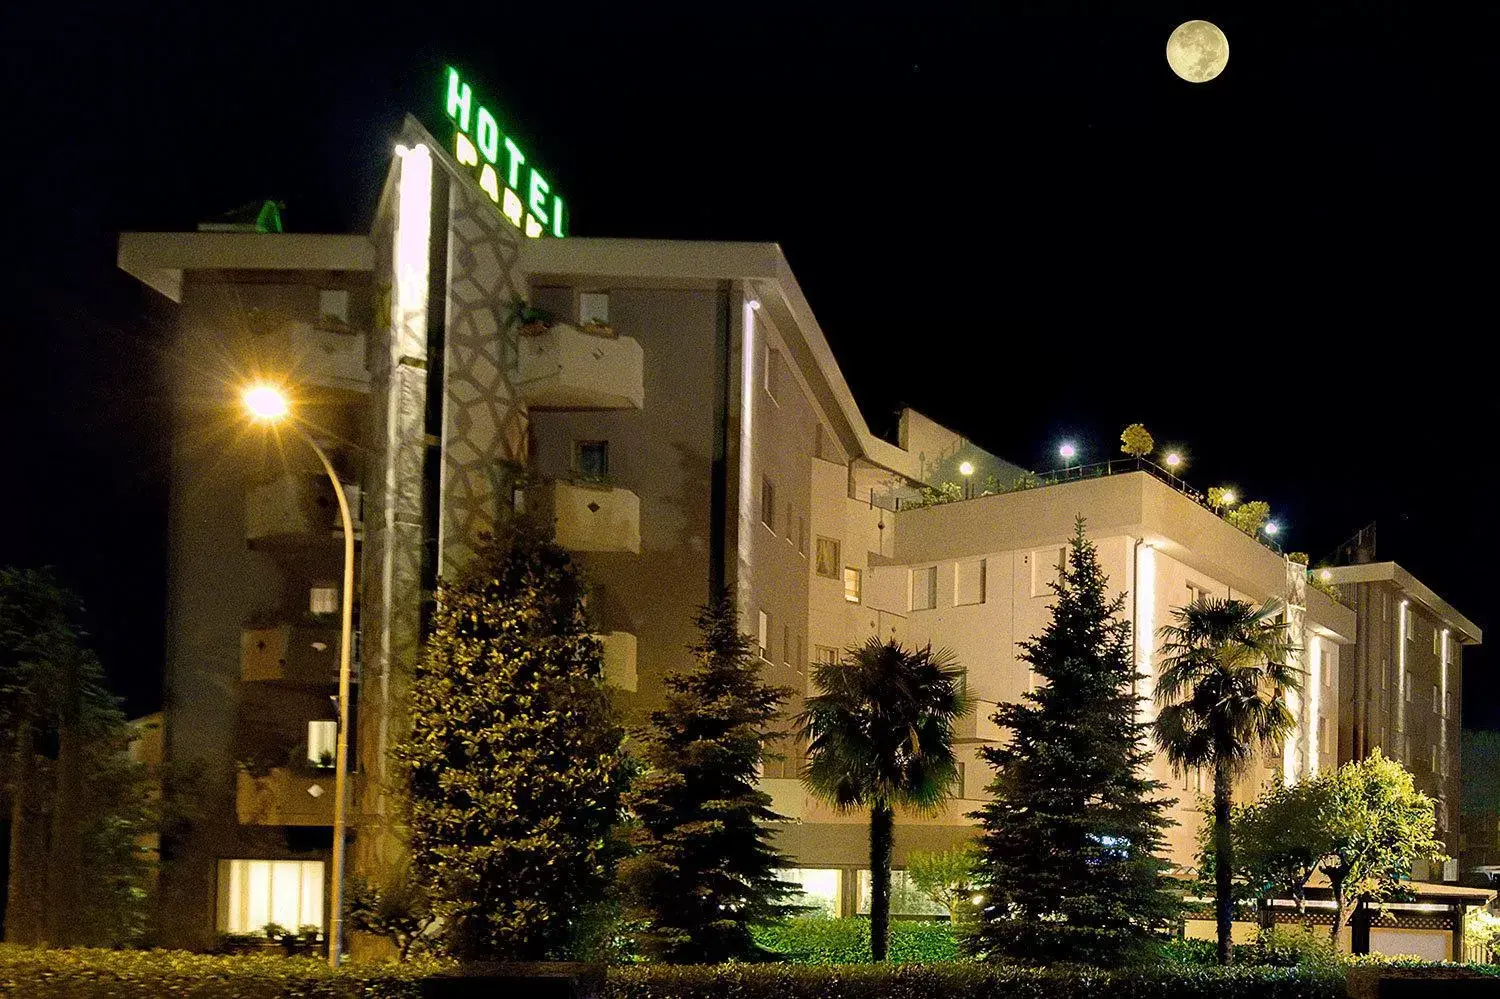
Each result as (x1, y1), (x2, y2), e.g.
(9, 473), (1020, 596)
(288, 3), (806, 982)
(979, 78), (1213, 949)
(445, 68), (472, 133)
(441, 66), (567, 236)
(475, 108), (500, 165)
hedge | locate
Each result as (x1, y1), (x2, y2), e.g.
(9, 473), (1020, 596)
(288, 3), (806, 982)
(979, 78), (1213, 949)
(751, 919), (958, 964)
(608, 963), (1344, 999)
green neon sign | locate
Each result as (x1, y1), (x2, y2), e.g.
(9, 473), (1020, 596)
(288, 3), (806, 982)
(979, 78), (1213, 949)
(444, 66), (566, 238)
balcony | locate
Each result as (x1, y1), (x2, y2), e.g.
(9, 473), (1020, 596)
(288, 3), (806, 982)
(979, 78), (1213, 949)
(246, 473), (360, 546)
(534, 478), (641, 554)
(597, 631), (637, 692)
(513, 323), (644, 410)
(283, 322), (369, 395)
(236, 767), (338, 826)
(242, 623), (341, 685)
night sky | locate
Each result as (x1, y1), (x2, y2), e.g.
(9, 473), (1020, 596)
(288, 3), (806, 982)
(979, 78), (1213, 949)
(3, 3), (1495, 729)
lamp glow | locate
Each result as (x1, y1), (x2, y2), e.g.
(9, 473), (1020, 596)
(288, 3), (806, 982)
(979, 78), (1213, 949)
(1319, 569), (1332, 582)
(1058, 442), (1077, 460)
(1164, 451), (1183, 469)
(959, 461), (974, 477)
(1264, 521), (1281, 536)
(1220, 489), (1237, 506)
(243, 384), (289, 421)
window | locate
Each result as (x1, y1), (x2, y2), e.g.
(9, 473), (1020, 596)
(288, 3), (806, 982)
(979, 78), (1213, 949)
(575, 440), (609, 483)
(911, 566), (937, 611)
(757, 611), (769, 660)
(1382, 592), (1389, 620)
(1432, 744), (1439, 773)
(578, 291), (610, 325)
(1405, 674), (1413, 703)
(220, 860), (324, 935)
(317, 288), (349, 326)
(844, 567), (862, 603)
(761, 477), (776, 531)
(814, 537), (840, 578)
(309, 586), (338, 616)
(856, 870), (948, 918)
(798, 516), (807, 555)
(307, 720), (336, 768)
(1434, 628), (1441, 655)
(1404, 605), (1413, 640)
(785, 503), (795, 545)
(782, 625), (791, 669)
(1432, 684), (1440, 715)
(955, 558), (987, 606)
(1320, 716), (1331, 752)
(954, 761), (967, 799)
(815, 645), (839, 666)
(779, 868), (840, 917)
(1186, 581), (1210, 606)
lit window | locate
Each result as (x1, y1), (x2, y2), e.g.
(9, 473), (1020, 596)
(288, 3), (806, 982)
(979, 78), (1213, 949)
(761, 477), (776, 532)
(219, 859), (324, 935)
(1432, 685), (1440, 715)
(956, 559), (987, 606)
(578, 291), (609, 325)
(779, 868), (841, 917)
(912, 567), (937, 611)
(307, 720), (336, 768)
(309, 587), (338, 616)
(844, 567), (862, 604)
(814, 537), (840, 579)
(856, 869), (948, 917)
(757, 611), (769, 661)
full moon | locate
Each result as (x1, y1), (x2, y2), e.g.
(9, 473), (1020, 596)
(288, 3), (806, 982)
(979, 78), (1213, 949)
(1166, 20), (1229, 83)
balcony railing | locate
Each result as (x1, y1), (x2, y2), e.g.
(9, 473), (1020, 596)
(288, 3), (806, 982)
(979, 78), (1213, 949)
(532, 478), (641, 554)
(513, 323), (644, 410)
(241, 623), (341, 685)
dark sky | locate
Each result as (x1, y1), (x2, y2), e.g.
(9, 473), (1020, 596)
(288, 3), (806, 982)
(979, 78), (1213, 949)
(2, 2), (1496, 725)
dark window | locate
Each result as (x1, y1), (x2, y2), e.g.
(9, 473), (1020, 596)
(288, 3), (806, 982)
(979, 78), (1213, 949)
(576, 440), (609, 482)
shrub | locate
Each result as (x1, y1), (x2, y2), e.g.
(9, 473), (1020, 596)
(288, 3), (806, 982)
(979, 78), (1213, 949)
(750, 919), (958, 964)
(607, 962), (1344, 999)
(0, 945), (435, 998)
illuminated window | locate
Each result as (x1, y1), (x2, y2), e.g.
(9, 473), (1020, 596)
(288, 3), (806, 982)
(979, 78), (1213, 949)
(856, 869), (948, 917)
(307, 721), (336, 768)
(955, 559), (987, 606)
(1432, 685), (1440, 715)
(815, 538), (840, 579)
(757, 611), (769, 661)
(779, 868), (841, 917)
(912, 567), (937, 611)
(578, 291), (609, 325)
(761, 477), (776, 532)
(309, 587), (338, 616)
(844, 567), (862, 604)
(219, 859), (324, 935)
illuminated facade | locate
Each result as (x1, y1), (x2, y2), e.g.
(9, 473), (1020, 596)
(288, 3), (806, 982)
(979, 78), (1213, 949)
(117, 103), (1478, 948)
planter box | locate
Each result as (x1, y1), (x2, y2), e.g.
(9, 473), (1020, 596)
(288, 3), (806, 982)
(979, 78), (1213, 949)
(1347, 966), (1495, 999)
(421, 962), (604, 999)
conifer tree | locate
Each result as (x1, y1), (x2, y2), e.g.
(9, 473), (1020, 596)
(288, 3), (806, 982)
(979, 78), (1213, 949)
(395, 518), (627, 961)
(620, 594), (800, 962)
(969, 519), (1179, 966)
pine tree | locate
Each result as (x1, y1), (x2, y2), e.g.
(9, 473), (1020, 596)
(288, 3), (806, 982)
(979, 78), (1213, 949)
(620, 593), (801, 962)
(968, 518), (1179, 966)
(394, 518), (627, 961)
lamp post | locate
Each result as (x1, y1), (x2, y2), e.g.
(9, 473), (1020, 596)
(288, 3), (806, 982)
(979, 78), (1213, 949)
(243, 384), (355, 970)
(959, 460), (974, 499)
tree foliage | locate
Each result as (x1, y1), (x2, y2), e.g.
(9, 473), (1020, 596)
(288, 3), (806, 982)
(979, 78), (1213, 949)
(904, 847), (980, 929)
(346, 864), (437, 961)
(969, 519), (1179, 967)
(620, 594), (801, 963)
(394, 520), (628, 961)
(1226, 501), (1272, 537)
(0, 567), (156, 947)
(800, 639), (969, 961)
(1120, 424), (1155, 459)
(1154, 597), (1300, 965)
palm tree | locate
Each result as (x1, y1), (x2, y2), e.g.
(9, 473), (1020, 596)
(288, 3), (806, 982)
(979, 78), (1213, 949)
(1154, 597), (1300, 966)
(799, 638), (969, 961)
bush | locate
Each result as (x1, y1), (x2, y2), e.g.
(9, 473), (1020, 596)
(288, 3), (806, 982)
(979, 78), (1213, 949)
(751, 919), (958, 964)
(607, 962), (1343, 999)
(0, 945), (434, 998)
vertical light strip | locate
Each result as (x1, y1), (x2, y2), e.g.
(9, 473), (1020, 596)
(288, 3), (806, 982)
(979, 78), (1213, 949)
(1133, 542), (1157, 723)
(1397, 599), (1408, 750)
(1307, 635), (1322, 774)
(394, 144), (433, 321)
(736, 296), (758, 629)
(1282, 681), (1300, 783)
(1440, 627), (1450, 778)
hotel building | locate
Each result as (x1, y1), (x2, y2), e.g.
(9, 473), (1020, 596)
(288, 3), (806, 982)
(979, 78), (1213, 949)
(116, 95), (1480, 950)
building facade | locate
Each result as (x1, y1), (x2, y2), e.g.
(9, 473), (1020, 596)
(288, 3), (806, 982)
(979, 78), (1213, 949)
(117, 109), (1480, 946)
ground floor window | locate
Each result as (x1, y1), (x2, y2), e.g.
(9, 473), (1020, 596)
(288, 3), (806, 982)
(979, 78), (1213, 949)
(219, 859), (324, 934)
(778, 867), (842, 918)
(856, 869), (948, 918)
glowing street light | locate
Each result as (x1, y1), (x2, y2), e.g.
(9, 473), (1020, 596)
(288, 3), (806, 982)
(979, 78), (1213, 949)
(958, 460), (975, 498)
(1319, 569), (1333, 582)
(1058, 442), (1077, 461)
(1220, 489), (1237, 507)
(1264, 521), (1281, 537)
(241, 382), (356, 970)
(1164, 451), (1183, 470)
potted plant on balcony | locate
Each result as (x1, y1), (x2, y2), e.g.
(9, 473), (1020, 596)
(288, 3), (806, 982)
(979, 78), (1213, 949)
(578, 316), (616, 339)
(508, 300), (556, 337)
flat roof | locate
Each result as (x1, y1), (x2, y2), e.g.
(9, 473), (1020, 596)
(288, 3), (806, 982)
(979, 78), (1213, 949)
(1323, 562), (1482, 645)
(117, 231), (374, 302)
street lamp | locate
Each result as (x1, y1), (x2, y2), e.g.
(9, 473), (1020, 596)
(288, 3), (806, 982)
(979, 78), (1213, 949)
(1163, 451), (1183, 471)
(1264, 521), (1281, 537)
(959, 460), (974, 498)
(242, 383), (355, 970)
